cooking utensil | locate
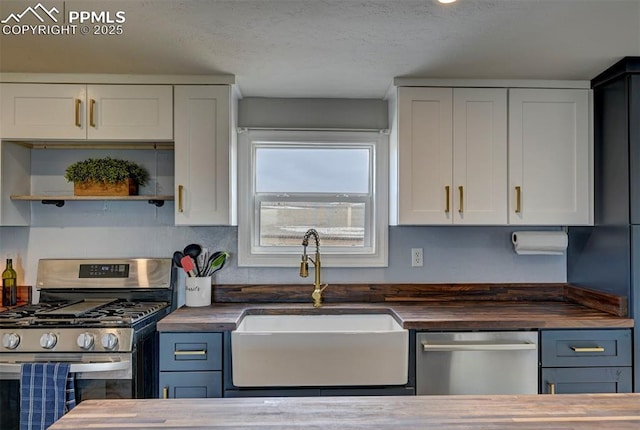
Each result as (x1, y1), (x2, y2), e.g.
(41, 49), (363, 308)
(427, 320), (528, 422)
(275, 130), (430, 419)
(197, 248), (208, 276)
(183, 243), (202, 275)
(203, 251), (222, 274)
(205, 251), (228, 277)
(180, 256), (196, 277)
(172, 251), (184, 268)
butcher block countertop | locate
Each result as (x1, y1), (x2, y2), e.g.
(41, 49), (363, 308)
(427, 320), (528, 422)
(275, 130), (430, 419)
(48, 394), (640, 429)
(158, 283), (632, 331)
(157, 302), (632, 332)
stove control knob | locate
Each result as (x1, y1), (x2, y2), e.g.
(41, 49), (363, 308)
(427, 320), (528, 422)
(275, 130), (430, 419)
(39, 333), (58, 349)
(2, 333), (20, 350)
(101, 333), (119, 351)
(77, 332), (95, 350)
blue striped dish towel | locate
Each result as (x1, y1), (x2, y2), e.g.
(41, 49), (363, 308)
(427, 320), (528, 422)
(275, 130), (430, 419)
(20, 363), (76, 430)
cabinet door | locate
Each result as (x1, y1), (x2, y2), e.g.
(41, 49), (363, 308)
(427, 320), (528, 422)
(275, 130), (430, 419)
(541, 367), (632, 394)
(397, 87), (453, 224)
(174, 85), (231, 225)
(159, 371), (222, 398)
(0, 83), (86, 139)
(86, 85), (173, 141)
(508, 88), (592, 225)
(453, 88), (507, 224)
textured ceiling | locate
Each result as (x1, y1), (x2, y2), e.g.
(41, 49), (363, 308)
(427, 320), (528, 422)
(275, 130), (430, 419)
(1, 0), (639, 98)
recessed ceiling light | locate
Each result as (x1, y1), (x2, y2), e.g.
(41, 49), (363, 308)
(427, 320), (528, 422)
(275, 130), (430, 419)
(438, 0), (457, 4)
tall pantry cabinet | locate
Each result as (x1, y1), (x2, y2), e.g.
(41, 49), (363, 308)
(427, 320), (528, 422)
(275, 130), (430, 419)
(568, 56), (640, 392)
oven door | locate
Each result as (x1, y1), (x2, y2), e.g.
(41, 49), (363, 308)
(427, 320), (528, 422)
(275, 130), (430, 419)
(0, 353), (133, 430)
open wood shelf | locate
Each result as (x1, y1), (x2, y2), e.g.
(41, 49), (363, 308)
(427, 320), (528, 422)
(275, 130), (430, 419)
(10, 195), (174, 207)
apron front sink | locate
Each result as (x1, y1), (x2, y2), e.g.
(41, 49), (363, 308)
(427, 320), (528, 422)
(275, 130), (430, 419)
(231, 313), (408, 387)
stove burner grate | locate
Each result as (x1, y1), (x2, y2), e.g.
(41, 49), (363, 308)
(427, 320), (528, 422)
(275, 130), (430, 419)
(0, 300), (168, 327)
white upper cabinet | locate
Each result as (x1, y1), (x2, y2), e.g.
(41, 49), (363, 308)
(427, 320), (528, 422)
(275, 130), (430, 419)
(398, 87), (452, 224)
(1, 84), (86, 140)
(0, 83), (173, 141)
(508, 88), (592, 225)
(396, 86), (507, 224)
(86, 85), (173, 140)
(453, 88), (507, 224)
(174, 85), (232, 226)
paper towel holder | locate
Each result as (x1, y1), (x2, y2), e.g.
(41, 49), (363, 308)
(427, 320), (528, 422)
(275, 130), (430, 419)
(512, 230), (568, 256)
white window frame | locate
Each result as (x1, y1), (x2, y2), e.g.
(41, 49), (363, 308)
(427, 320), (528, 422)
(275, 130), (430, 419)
(238, 129), (388, 267)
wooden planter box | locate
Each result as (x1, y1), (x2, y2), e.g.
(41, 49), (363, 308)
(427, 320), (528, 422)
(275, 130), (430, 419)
(74, 178), (138, 196)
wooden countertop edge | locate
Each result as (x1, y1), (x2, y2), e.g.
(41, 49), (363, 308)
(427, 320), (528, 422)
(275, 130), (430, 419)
(48, 394), (640, 430)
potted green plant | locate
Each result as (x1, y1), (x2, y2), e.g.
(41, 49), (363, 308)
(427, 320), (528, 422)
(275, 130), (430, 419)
(64, 157), (150, 196)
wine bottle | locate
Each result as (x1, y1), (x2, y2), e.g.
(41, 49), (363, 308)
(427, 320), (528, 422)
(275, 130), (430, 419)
(2, 258), (17, 306)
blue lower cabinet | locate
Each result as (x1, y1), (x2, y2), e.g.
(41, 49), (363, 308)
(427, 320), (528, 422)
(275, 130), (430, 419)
(159, 332), (224, 398)
(160, 371), (223, 398)
(541, 367), (632, 394)
(539, 329), (632, 394)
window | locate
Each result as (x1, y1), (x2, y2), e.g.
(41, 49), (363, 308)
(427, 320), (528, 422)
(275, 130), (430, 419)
(238, 130), (388, 267)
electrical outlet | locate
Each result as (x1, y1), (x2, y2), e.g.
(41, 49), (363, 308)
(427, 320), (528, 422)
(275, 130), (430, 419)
(411, 248), (423, 267)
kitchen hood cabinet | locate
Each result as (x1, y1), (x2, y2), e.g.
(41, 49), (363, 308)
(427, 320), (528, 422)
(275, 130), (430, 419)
(395, 87), (508, 225)
(174, 85), (233, 226)
(0, 83), (173, 141)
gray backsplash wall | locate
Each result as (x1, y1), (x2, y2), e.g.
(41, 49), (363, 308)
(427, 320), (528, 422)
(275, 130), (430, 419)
(1, 221), (566, 301)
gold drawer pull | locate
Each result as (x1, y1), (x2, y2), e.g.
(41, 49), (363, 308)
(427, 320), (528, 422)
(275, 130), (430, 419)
(515, 186), (522, 213)
(570, 346), (605, 353)
(458, 186), (464, 213)
(174, 350), (207, 356)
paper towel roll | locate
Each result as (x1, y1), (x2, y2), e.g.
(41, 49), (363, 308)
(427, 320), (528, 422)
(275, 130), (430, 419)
(511, 231), (568, 255)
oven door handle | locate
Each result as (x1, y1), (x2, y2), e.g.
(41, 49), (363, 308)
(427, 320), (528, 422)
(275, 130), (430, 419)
(0, 360), (131, 374)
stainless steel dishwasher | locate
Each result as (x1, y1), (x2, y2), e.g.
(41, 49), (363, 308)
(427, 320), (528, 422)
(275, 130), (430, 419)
(416, 331), (538, 395)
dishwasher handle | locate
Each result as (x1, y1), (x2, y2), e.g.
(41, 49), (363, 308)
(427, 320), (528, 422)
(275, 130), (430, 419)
(422, 341), (537, 352)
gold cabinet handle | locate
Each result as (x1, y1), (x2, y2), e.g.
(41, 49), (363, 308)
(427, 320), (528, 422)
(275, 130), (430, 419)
(89, 99), (96, 128)
(515, 186), (522, 213)
(174, 350), (206, 356)
(178, 185), (184, 213)
(570, 346), (605, 353)
(548, 383), (556, 395)
(445, 185), (450, 213)
(163, 386), (169, 399)
(458, 186), (464, 213)
(74, 99), (81, 127)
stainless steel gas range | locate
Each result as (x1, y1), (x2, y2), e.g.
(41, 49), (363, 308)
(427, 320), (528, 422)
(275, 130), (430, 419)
(0, 258), (175, 430)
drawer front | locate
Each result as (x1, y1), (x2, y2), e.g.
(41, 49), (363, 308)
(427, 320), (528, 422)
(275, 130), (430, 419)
(541, 367), (632, 394)
(160, 371), (222, 398)
(160, 332), (222, 371)
(540, 329), (631, 367)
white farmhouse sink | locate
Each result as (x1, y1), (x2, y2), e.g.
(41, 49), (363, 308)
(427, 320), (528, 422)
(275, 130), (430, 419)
(231, 313), (408, 387)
